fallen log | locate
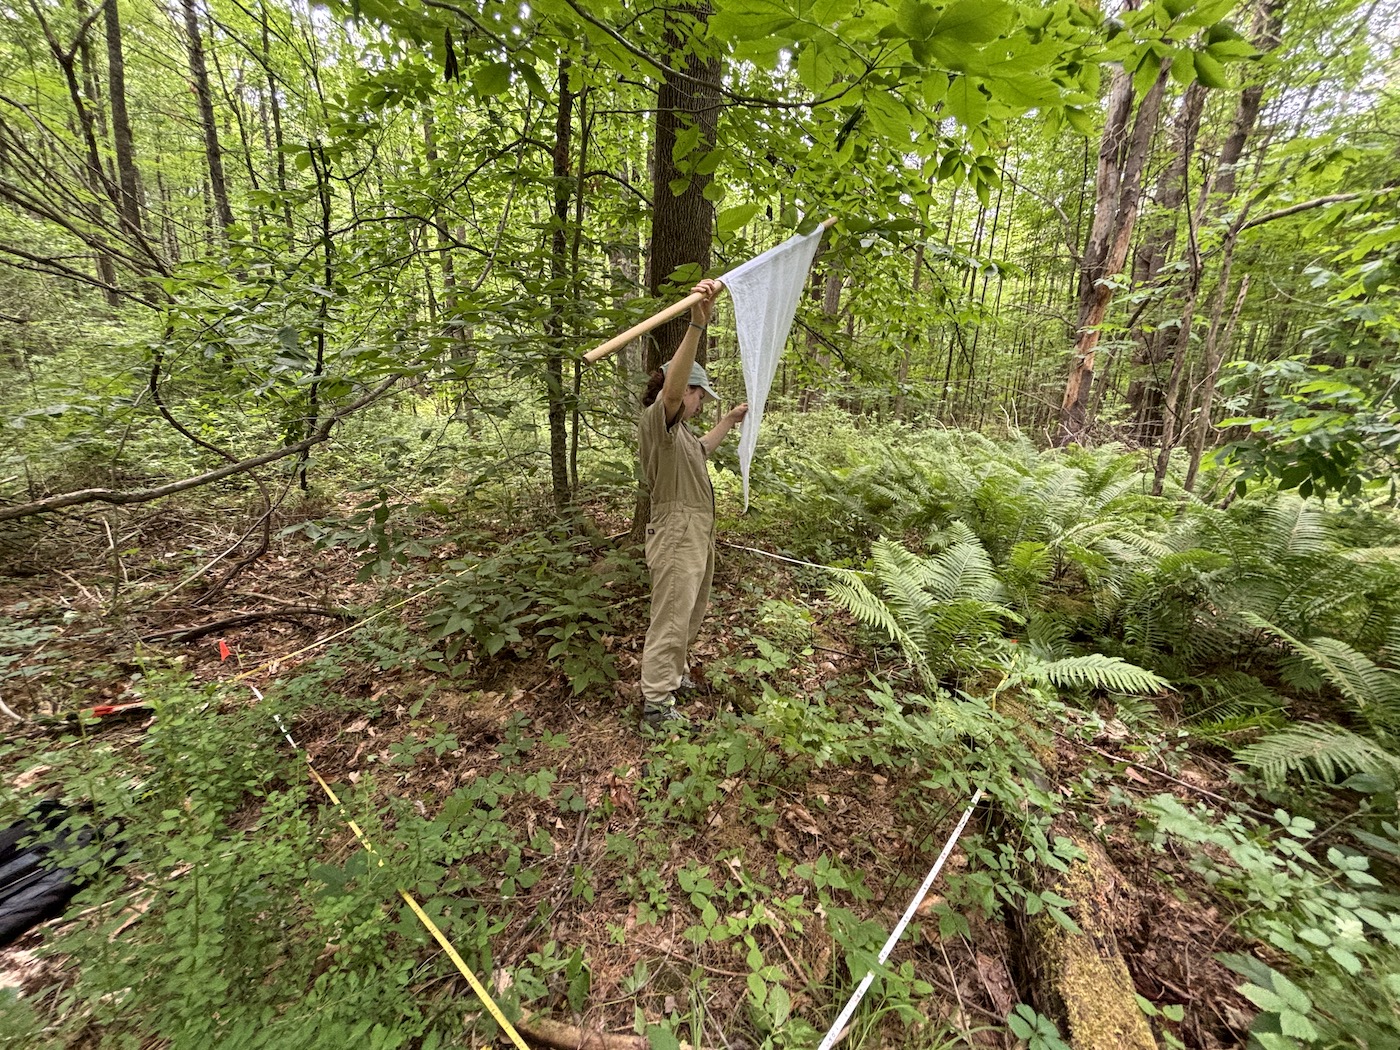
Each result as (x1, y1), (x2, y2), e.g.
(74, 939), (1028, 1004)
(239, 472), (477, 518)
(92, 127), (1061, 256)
(1015, 823), (1157, 1050)
(994, 698), (1158, 1049)
(516, 1015), (649, 1050)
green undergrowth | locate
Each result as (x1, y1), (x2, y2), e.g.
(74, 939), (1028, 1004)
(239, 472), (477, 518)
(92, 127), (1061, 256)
(4, 420), (1400, 1048)
(1, 627), (1084, 1049)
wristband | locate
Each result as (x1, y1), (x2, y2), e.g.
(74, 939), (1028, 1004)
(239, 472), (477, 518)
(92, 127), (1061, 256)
(688, 321), (706, 332)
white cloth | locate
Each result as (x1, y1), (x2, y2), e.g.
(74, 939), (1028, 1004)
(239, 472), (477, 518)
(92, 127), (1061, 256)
(720, 226), (825, 509)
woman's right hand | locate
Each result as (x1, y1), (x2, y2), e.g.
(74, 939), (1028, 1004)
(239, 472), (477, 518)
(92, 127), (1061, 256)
(690, 279), (721, 328)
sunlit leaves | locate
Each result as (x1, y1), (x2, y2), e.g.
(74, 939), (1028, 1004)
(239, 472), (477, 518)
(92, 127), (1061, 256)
(470, 61), (513, 97)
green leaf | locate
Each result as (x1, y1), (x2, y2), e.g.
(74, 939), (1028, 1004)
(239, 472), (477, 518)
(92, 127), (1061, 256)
(895, 0), (940, 40)
(1279, 1008), (1319, 1040)
(646, 1025), (681, 1050)
(471, 61), (512, 97)
(1326, 945), (1363, 974)
(1239, 984), (1287, 1013)
(768, 983), (792, 1026)
(1191, 51), (1231, 90)
(933, 0), (1012, 43)
(945, 76), (988, 128)
(718, 202), (762, 236)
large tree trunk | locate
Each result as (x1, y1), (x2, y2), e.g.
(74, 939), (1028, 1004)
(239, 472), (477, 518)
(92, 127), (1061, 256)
(1057, 55), (1171, 445)
(630, 2), (721, 542)
(644, 2), (721, 371)
(182, 0), (234, 233)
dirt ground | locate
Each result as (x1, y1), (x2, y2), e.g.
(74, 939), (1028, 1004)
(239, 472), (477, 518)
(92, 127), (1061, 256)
(0, 510), (1257, 1048)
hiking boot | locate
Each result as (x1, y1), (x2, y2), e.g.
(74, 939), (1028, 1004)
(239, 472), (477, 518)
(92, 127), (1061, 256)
(677, 673), (699, 695)
(640, 701), (691, 735)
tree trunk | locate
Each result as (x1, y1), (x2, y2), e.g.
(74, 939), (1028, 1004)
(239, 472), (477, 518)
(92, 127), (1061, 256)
(643, 1), (721, 370)
(1126, 81), (1207, 440)
(1057, 54), (1171, 446)
(260, 2), (293, 232)
(1151, 0), (1283, 489)
(104, 0), (144, 238)
(894, 241), (926, 420)
(1184, 275), (1250, 492)
(800, 268), (841, 412)
(631, 3), (721, 542)
(182, 0), (234, 233)
(1212, 0), (1285, 202)
(546, 58), (574, 513)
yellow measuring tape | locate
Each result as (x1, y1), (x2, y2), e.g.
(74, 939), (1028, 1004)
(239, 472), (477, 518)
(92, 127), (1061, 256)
(265, 700), (530, 1050)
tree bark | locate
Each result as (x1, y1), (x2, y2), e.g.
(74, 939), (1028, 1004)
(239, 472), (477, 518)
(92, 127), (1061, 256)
(104, 0), (144, 239)
(1016, 825), (1159, 1050)
(800, 267), (841, 412)
(546, 57), (576, 514)
(181, 0), (234, 233)
(631, 2), (721, 542)
(1184, 274), (1250, 492)
(1126, 81), (1207, 440)
(1057, 54), (1171, 446)
(1151, 0), (1284, 490)
(644, 2), (721, 371)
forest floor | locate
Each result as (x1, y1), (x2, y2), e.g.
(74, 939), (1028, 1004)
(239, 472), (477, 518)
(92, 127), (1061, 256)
(0, 502), (1261, 1048)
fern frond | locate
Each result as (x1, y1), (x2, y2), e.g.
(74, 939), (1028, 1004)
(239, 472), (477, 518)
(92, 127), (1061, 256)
(1264, 495), (1334, 558)
(1036, 653), (1170, 696)
(1241, 617), (1400, 726)
(1237, 723), (1400, 788)
(925, 540), (1002, 603)
(827, 572), (930, 680)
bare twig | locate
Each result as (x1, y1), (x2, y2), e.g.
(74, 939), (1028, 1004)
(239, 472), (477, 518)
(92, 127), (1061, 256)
(0, 377), (400, 522)
(140, 607), (356, 643)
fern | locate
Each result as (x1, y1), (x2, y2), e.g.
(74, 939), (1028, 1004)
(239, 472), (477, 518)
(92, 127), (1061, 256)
(827, 535), (1017, 688)
(1240, 616), (1400, 728)
(1032, 653), (1170, 695)
(1237, 723), (1400, 789)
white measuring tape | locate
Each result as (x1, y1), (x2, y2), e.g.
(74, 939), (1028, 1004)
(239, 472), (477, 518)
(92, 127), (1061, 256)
(816, 786), (984, 1050)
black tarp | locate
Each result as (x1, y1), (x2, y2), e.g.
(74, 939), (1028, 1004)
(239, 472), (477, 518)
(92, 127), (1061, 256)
(0, 802), (97, 948)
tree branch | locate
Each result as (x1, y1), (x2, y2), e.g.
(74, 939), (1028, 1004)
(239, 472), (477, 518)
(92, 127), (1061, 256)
(1241, 185), (1400, 231)
(0, 377), (401, 522)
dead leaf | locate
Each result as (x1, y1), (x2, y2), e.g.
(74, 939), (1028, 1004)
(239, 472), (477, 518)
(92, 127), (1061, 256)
(1124, 766), (1150, 785)
(783, 802), (821, 836)
(975, 952), (1016, 1018)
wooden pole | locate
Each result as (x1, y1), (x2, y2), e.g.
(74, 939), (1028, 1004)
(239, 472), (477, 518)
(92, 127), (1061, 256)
(583, 217), (838, 365)
(582, 285), (723, 365)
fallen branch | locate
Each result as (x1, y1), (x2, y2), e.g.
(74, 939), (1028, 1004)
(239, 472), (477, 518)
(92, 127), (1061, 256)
(141, 607), (356, 643)
(0, 377), (399, 522)
(516, 1015), (649, 1050)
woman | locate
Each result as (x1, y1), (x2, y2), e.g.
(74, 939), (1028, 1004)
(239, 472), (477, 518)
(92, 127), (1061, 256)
(638, 278), (748, 731)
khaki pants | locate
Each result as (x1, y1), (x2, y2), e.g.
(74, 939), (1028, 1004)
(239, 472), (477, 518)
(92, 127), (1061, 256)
(640, 509), (714, 709)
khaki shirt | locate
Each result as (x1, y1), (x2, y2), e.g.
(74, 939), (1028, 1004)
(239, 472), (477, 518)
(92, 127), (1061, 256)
(639, 398), (714, 518)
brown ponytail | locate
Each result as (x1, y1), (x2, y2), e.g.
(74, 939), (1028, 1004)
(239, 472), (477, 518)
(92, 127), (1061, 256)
(641, 368), (665, 407)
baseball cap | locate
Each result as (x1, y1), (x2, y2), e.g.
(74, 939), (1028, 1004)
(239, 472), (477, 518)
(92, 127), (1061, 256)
(661, 360), (719, 401)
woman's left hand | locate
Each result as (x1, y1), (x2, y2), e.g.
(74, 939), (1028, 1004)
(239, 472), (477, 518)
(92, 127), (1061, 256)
(727, 403), (749, 424)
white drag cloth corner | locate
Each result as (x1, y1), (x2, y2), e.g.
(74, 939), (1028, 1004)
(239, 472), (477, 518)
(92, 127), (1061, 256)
(720, 226), (825, 510)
